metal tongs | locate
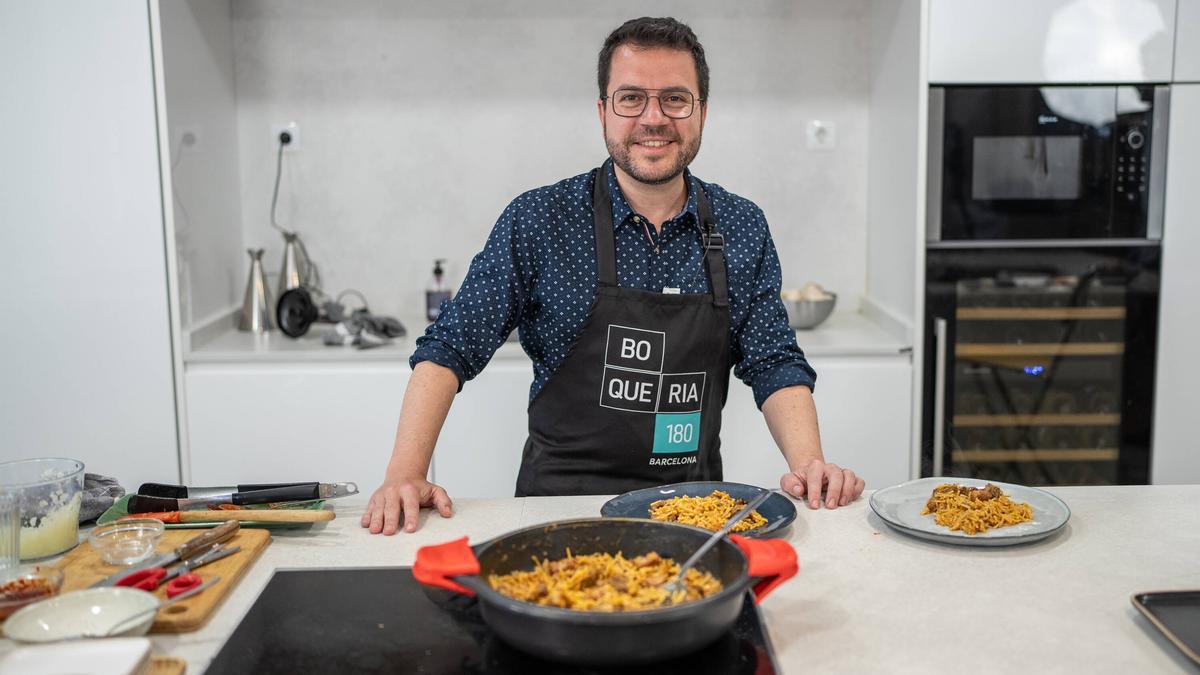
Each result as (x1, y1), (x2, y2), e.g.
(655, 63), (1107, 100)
(661, 489), (774, 604)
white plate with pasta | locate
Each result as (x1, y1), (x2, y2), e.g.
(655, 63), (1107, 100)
(869, 477), (1070, 546)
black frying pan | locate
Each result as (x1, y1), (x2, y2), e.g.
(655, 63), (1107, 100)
(413, 517), (798, 665)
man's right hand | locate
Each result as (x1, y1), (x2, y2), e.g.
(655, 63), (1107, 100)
(360, 475), (453, 535)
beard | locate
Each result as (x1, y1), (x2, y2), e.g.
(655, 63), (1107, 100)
(605, 122), (702, 186)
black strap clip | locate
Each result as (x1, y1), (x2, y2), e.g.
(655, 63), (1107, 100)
(702, 230), (724, 251)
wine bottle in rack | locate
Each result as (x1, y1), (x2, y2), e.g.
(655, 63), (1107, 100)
(1084, 386), (1119, 414)
(1043, 391), (1078, 415)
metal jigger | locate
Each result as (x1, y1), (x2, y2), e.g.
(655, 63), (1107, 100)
(238, 248), (274, 332)
(279, 231), (308, 291)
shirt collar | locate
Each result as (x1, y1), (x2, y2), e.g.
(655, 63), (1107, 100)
(603, 159), (700, 230)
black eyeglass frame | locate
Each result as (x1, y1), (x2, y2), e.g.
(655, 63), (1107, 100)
(601, 88), (705, 119)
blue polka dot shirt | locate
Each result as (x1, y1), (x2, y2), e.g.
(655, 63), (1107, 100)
(411, 161), (817, 409)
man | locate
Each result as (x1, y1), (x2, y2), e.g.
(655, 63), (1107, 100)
(363, 17), (864, 535)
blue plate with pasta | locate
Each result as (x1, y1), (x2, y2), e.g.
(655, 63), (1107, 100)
(600, 481), (797, 538)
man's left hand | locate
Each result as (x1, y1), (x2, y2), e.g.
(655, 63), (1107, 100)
(780, 459), (865, 509)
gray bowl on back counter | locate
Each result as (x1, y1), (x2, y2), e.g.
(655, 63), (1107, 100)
(782, 293), (836, 329)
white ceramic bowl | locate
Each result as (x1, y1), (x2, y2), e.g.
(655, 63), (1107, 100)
(2, 587), (160, 643)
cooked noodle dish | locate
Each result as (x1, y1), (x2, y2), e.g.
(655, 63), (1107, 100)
(648, 490), (767, 532)
(488, 549), (723, 611)
(921, 483), (1034, 535)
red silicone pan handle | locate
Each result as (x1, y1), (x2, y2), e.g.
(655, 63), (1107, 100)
(413, 536), (481, 596)
(730, 535), (799, 604)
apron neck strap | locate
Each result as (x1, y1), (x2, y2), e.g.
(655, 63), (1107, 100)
(592, 163), (728, 307)
(592, 165), (618, 287)
(695, 183), (729, 308)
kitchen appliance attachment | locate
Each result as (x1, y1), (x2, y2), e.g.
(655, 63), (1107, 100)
(276, 287), (319, 337)
(0, 458), (85, 560)
(237, 249), (273, 333)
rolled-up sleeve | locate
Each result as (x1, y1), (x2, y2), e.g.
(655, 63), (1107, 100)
(410, 201), (526, 390)
(730, 218), (817, 409)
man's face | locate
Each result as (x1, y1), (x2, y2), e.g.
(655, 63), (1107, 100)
(598, 45), (706, 186)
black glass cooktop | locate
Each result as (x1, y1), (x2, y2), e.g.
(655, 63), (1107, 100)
(207, 568), (779, 674)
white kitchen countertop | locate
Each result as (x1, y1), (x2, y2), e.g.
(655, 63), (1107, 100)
(185, 310), (909, 364)
(5, 486), (1197, 673)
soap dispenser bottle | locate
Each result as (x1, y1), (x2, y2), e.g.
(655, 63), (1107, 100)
(425, 259), (452, 322)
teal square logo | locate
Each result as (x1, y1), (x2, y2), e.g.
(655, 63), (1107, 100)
(653, 412), (701, 454)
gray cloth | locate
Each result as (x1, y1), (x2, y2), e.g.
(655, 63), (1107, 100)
(80, 473), (125, 522)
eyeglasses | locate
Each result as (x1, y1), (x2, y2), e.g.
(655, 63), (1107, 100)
(603, 88), (702, 119)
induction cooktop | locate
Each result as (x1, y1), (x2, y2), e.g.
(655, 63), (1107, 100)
(206, 568), (779, 674)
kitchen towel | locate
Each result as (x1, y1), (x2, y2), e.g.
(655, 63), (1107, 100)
(80, 473), (125, 522)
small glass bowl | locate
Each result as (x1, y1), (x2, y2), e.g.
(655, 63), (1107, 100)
(87, 519), (165, 565)
(0, 565), (64, 620)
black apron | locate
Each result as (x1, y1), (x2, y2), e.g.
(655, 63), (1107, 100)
(514, 163), (732, 497)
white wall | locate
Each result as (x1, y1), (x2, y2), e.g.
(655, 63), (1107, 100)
(0, 0), (180, 488)
(228, 0), (871, 321)
(929, 0), (1177, 84)
(160, 0), (246, 334)
(1151, 84), (1200, 484)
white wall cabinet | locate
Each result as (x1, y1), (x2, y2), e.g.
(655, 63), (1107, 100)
(185, 364), (409, 489)
(721, 356), (912, 490)
(1177, 0), (1200, 82)
(185, 353), (911, 499)
(0, 0), (181, 489)
(929, 0), (1178, 84)
(433, 361), (532, 498)
(1152, 84), (1200, 484)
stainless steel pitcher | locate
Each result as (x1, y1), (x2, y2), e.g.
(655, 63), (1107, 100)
(238, 248), (274, 332)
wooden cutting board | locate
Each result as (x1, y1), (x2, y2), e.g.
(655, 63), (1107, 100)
(150, 656), (187, 675)
(55, 527), (270, 633)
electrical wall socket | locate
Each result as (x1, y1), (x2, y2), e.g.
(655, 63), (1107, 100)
(271, 121), (300, 151)
(176, 126), (201, 153)
(806, 119), (836, 150)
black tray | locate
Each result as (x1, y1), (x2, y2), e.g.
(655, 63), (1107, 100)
(1131, 590), (1200, 666)
(207, 567), (779, 674)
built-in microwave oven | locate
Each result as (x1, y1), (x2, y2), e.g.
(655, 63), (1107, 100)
(928, 85), (1169, 243)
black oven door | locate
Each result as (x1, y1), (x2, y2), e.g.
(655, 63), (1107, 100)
(929, 86), (1160, 242)
(922, 245), (1159, 486)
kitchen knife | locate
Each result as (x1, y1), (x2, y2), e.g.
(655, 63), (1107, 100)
(113, 544), (241, 590)
(137, 481), (358, 500)
(158, 544), (240, 585)
(129, 484), (333, 513)
(121, 509), (335, 523)
(90, 519), (240, 588)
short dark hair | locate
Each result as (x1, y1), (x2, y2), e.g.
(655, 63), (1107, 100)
(597, 17), (709, 103)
